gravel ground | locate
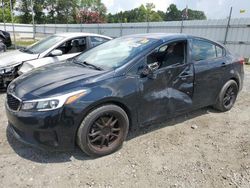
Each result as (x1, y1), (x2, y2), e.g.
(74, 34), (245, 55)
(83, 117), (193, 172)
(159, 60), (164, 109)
(0, 66), (250, 188)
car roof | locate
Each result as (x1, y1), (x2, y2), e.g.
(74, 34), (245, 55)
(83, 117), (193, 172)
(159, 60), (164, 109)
(124, 33), (189, 41)
(124, 33), (224, 47)
(54, 32), (112, 39)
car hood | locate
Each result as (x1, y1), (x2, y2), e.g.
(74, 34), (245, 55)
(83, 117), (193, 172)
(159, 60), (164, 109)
(0, 50), (39, 68)
(10, 62), (113, 100)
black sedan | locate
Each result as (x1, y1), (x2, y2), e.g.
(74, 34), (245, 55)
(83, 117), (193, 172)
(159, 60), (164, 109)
(5, 33), (244, 157)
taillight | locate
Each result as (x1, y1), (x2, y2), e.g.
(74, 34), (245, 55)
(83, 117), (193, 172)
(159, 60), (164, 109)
(239, 59), (245, 65)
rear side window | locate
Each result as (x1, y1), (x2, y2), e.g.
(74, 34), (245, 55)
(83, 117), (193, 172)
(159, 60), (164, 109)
(90, 36), (109, 47)
(192, 39), (216, 61)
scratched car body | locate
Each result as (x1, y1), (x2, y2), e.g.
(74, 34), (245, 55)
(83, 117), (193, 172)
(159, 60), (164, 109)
(5, 33), (244, 157)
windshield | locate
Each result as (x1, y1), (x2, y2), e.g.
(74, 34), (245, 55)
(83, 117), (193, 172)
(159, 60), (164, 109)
(74, 37), (158, 70)
(22, 35), (65, 54)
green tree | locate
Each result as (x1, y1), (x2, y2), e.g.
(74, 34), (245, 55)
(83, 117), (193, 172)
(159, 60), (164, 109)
(186, 9), (206, 20)
(165, 4), (182, 21)
(107, 3), (163, 23)
(0, 0), (16, 22)
(17, 0), (32, 24)
(165, 4), (206, 21)
(33, 0), (46, 24)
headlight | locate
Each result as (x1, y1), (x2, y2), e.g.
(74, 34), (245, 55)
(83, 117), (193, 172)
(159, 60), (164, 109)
(0, 63), (20, 74)
(21, 89), (88, 111)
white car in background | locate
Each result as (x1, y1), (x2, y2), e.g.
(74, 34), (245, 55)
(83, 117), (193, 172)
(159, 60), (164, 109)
(0, 32), (112, 88)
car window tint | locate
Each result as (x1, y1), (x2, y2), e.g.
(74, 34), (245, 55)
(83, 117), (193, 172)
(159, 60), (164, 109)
(90, 37), (109, 47)
(147, 41), (186, 68)
(216, 45), (223, 57)
(57, 37), (87, 54)
(192, 39), (216, 61)
(26, 36), (64, 54)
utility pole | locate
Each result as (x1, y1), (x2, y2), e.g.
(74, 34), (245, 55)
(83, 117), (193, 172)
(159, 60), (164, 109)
(9, 0), (16, 49)
(31, 0), (35, 39)
(224, 7), (233, 45)
(2, 0), (6, 31)
(181, 5), (188, 33)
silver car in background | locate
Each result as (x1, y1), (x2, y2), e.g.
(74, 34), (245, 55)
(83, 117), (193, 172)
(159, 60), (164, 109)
(0, 32), (112, 88)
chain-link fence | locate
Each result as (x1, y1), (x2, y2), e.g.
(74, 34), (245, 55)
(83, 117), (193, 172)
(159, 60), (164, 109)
(0, 18), (250, 57)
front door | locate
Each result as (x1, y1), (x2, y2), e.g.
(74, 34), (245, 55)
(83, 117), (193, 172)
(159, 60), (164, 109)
(138, 40), (194, 125)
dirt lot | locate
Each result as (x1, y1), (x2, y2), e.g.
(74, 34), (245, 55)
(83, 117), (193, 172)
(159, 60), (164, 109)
(0, 66), (250, 188)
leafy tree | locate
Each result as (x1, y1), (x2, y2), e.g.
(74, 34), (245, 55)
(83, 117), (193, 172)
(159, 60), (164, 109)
(165, 4), (182, 21)
(17, 0), (32, 24)
(0, 0), (16, 22)
(187, 9), (206, 20)
(165, 4), (206, 21)
(77, 0), (107, 23)
(107, 4), (163, 23)
(33, 0), (46, 24)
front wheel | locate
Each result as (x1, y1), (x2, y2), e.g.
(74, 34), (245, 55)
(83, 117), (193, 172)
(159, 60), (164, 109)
(213, 80), (239, 112)
(77, 104), (129, 157)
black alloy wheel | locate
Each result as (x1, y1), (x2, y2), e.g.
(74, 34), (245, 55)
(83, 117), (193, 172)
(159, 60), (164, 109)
(214, 80), (239, 112)
(77, 105), (129, 157)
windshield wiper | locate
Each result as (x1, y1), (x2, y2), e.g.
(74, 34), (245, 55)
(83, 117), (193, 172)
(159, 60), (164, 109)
(20, 48), (34, 54)
(72, 59), (103, 71)
(82, 61), (103, 71)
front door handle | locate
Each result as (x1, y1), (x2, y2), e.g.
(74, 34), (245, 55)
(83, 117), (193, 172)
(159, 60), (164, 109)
(179, 74), (192, 81)
(221, 62), (226, 67)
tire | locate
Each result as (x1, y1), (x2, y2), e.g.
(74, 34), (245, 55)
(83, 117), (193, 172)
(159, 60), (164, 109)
(77, 104), (129, 157)
(213, 80), (239, 112)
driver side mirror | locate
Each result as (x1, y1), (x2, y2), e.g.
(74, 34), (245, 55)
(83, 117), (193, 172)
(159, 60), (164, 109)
(49, 49), (63, 57)
(141, 62), (160, 79)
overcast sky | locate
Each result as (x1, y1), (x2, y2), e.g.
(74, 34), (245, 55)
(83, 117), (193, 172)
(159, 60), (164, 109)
(102, 0), (250, 19)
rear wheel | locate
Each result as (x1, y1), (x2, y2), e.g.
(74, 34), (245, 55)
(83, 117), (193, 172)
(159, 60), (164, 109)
(213, 80), (238, 112)
(77, 104), (129, 157)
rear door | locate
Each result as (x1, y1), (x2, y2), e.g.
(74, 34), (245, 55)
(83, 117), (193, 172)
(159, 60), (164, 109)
(192, 38), (226, 107)
(137, 39), (194, 125)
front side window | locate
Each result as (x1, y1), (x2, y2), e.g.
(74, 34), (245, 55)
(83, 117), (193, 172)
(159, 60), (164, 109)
(74, 37), (158, 70)
(192, 39), (216, 61)
(147, 41), (186, 68)
(56, 37), (87, 54)
(23, 35), (65, 54)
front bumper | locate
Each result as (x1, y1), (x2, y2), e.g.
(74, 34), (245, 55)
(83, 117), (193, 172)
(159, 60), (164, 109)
(0, 72), (16, 88)
(5, 103), (87, 151)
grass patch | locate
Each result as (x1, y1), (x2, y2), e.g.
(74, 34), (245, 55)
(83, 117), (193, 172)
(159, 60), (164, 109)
(15, 40), (38, 47)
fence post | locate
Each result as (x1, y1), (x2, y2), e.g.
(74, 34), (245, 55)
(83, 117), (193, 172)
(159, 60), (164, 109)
(98, 23), (100, 34)
(224, 7), (232, 45)
(147, 22), (149, 33)
(120, 23), (123, 37)
(9, 0), (16, 49)
(55, 23), (57, 33)
(180, 18), (184, 33)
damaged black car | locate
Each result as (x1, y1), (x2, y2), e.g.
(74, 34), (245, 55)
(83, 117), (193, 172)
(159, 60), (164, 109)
(5, 33), (244, 157)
